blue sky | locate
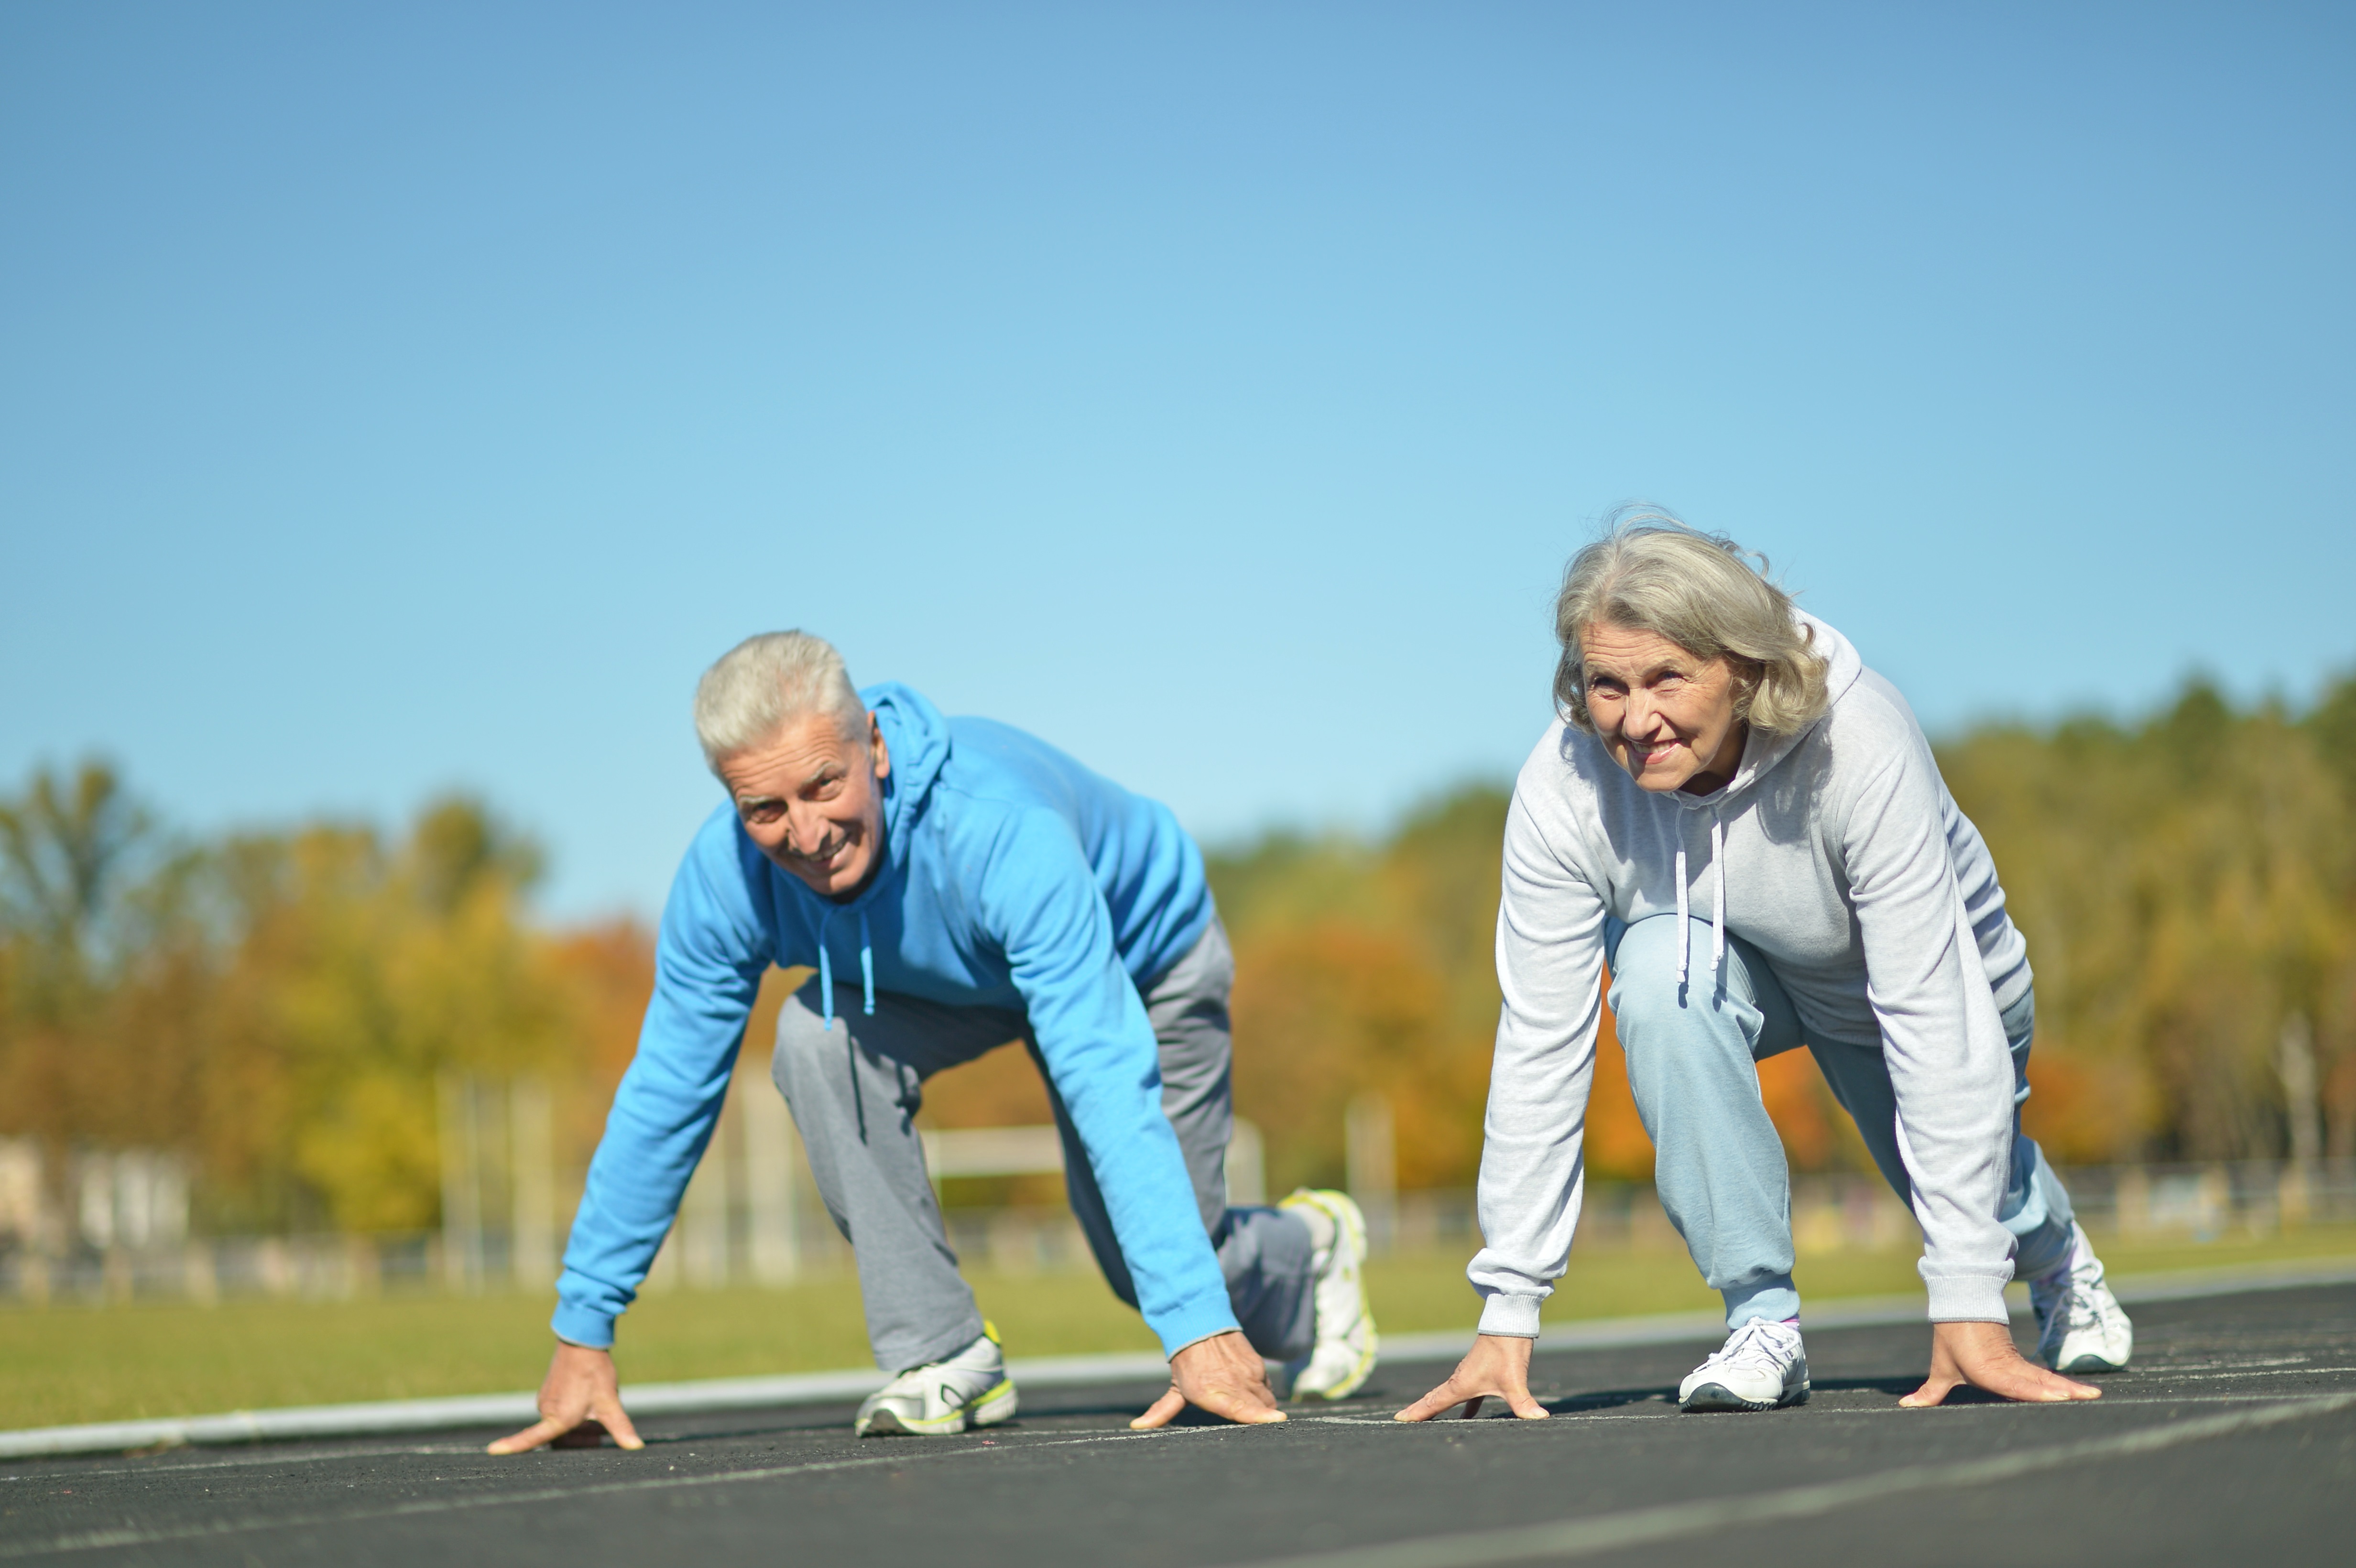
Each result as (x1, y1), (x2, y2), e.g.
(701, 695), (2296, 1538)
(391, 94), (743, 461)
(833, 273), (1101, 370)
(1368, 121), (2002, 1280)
(4, 2), (2351, 921)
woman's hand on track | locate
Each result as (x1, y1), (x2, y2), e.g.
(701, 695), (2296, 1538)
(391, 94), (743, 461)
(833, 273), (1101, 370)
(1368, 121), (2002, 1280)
(1900, 1320), (2102, 1407)
(1395, 1333), (1550, 1422)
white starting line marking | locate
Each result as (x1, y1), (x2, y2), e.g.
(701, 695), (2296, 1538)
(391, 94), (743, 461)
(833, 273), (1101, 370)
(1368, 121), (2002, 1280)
(1301, 1382), (2356, 1428)
(1237, 1392), (2356, 1568)
(17, 1370), (2355, 1482)
(2140, 1364), (2356, 1381)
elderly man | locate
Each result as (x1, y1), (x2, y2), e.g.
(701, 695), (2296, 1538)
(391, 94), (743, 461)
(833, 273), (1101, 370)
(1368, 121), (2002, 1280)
(492, 632), (1374, 1453)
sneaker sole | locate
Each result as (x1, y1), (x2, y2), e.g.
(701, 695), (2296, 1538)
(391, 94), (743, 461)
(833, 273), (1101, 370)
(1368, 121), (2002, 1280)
(1280, 1189), (1380, 1402)
(1679, 1381), (1810, 1414)
(2053, 1352), (2127, 1374)
(971, 1379), (1020, 1426)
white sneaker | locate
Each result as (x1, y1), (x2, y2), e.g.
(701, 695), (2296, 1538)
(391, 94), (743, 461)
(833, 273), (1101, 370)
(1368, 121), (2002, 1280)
(2031, 1224), (2133, 1373)
(1277, 1188), (1379, 1400)
(854, 1321), (1019, 1437)
(1679, 1318), (1810, 1412)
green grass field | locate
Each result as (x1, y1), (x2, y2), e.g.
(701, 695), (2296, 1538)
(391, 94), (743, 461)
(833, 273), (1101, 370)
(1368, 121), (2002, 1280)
(5, 1227), (2353, 1431)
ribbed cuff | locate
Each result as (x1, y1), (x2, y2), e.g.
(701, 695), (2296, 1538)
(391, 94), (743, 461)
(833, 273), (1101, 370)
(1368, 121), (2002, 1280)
(1166, 1328), (1241, 1362)
(1476, 1292), (1543, 1339)
(1148, 1294), (1242, 1361)
(1921, 1271), (2011, 1323)
(550, 1301), (618, 1349)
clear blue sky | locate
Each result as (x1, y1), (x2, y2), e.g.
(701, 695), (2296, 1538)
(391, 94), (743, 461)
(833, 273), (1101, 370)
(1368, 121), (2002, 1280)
(4, 2), (2351, 921)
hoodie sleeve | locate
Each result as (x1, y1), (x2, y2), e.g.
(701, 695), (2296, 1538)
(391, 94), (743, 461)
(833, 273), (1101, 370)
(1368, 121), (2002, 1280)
(552, 820), (772, 1347)
(979, 807), (1239, 1359)
(1840, 744), (2019, 1322)
(1467, 779), (1611, 1338)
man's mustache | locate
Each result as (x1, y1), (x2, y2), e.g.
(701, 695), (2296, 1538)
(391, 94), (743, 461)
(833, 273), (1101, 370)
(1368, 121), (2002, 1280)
(783, 829), (852, 864)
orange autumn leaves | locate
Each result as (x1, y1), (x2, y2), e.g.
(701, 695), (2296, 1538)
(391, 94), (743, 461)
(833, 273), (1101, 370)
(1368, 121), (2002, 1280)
(1204, 794), (1860, 1194)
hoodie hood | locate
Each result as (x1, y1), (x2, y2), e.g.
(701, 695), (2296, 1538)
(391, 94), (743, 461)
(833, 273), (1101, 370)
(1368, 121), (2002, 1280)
(1659, 610), (1864, 986)
(1669, 610), (1864, 815)
(865, 681), (951, 875)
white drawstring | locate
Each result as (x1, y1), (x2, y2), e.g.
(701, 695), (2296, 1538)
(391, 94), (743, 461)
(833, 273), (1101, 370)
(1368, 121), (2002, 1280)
(816, 905), (838, 1028)
(858, 909), (875, 1016)
(1711, 814), (1726, 976)
(813, 904), (877, 1029)
(1675, 819), (1729, 986)
(1677, 843), (1696, 979)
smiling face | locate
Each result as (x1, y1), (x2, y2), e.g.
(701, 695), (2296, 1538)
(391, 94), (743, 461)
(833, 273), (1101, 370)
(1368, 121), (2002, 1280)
(1578, 621), (1749, 795)
(716, 709), (892, 898)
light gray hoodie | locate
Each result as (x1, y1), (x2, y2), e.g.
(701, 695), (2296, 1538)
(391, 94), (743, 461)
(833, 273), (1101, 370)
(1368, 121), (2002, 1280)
(1470, 613), (2032, 1332)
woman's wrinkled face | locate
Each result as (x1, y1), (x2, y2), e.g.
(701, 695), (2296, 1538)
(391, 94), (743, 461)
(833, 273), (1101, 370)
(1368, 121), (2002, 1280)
(1578, 622), (1748, 795)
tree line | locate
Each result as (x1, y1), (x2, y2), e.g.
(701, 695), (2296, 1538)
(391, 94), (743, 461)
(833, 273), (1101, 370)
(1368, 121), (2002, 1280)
(3, 671), (2351, 1235)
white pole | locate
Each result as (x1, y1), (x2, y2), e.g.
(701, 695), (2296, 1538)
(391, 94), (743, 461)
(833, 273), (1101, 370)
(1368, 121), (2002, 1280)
(510, 1077), (556, 1289)
(436, 1071), (483, 1294)
(678, 1088), (734, 1289)
(1345, 1093), (1396, 1254)
(743, 1078), (802, 1284)
(2279, 1014), (2322, 1228)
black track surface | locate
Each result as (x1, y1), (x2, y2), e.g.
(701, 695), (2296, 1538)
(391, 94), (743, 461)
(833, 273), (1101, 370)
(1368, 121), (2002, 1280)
(5, 1284), (2351, 1567)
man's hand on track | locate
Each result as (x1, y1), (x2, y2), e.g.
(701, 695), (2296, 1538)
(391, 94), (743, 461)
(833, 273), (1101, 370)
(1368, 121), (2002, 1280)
(1394, 1332), (1550, 1422)
(1900, 1319), (2102, 1407)
(1131, 1329), (1288, 1429)
(488, 1342), (647, 1454)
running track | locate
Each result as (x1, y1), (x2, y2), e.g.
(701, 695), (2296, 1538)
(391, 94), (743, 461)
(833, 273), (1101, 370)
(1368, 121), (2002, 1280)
(5, 1282), (2350, 1566)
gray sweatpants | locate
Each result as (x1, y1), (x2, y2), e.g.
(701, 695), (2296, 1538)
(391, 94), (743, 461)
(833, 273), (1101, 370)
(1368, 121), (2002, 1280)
(769, 918), (1318, 1372)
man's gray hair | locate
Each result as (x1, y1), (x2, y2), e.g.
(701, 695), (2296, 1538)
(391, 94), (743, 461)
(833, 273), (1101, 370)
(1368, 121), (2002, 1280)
(1553, 508), (1831, 737)
(693, 631), (867, 772)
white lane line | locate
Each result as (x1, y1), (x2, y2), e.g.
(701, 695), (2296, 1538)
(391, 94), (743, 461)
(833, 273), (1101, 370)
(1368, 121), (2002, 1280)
(2142, 1365), (2356, 1381)
(0, 1424), (1250, 1559)
(1236, 1393), (2356, 1568)
(1300, 1384), (2356, 1431)
(1, 1445), (482, 1484)
(0, 1409), (1379, 1485)
(2147, 1356), (2310, 1369)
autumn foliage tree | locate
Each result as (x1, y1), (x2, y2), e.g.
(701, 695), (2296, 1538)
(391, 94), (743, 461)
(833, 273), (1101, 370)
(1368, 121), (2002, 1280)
(0, 769), (620, 1234)
(1215, 672), (2356, 1192)
(4, 668), (2351, 1239)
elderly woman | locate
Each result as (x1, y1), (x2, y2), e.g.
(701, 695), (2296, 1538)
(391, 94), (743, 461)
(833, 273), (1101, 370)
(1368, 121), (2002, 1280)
(1402, 516), (2133, 1421)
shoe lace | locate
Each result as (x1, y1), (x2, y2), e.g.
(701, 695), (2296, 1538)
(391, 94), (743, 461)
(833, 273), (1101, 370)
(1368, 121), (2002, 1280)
(2062, 1273), (2114, 1327)
(1702, 1318), (1795, 1375)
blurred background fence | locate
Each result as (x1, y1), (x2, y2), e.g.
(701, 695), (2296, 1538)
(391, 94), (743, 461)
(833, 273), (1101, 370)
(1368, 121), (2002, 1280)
(5, 672), (2356, 1309)
(8, 1161), (2353, 1307)
(5, 1064), (2352, 1304)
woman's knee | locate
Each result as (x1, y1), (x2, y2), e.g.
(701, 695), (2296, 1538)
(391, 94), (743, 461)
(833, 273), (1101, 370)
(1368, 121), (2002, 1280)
(1606, 916), (1717, 1037)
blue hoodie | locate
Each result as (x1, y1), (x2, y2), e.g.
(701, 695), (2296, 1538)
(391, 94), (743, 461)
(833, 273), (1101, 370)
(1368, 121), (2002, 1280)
(551, 684), (1233, 1358)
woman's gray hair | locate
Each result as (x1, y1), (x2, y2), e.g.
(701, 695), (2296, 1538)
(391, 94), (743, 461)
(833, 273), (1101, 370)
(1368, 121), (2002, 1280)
(1553, 508), (1831, 736)
(693, 631), (867, 772)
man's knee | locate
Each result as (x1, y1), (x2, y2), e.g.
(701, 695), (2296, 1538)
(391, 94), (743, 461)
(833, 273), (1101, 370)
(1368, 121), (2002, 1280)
(770, 993), (840, 1094)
